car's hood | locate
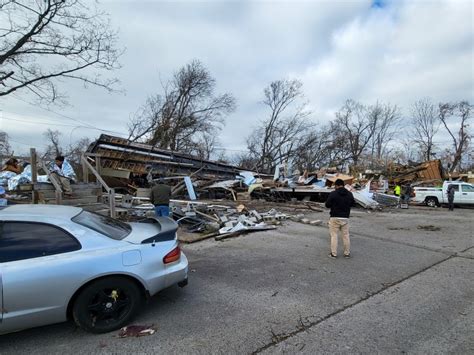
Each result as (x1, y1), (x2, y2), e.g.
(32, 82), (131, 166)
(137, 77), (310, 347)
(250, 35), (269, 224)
(124, 217), (178, 244)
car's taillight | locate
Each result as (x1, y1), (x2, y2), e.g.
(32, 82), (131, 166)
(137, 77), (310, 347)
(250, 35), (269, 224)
(163, 246), (181, 264)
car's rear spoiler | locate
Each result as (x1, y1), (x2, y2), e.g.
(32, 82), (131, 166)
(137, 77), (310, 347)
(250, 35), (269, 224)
(139, 216), (178, 244)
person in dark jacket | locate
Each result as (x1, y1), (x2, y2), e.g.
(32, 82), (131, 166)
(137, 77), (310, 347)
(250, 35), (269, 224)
(325, 179), (355, 258)
(447, 184), (455, 211)
(401, 184), (412, 204)
(150, 179), (171, 217)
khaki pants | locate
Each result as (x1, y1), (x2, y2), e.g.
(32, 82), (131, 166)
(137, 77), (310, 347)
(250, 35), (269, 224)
(328, 217), (350, 256)
(51, 172), (72, 194)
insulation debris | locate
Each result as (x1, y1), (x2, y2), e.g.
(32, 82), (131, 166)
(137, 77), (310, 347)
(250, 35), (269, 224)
(118, 325), (156, 338)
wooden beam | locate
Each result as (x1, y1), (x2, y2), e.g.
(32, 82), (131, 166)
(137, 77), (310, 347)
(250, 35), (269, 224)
(55, 189), (62, 205)
(30, 148), (37, 183)
(81, 155), (89, 183)
(30, 148), (38, 204)
(40, 161), (63, 198)
(81, 156), (110, 193)
(109, 189), (116, 218)
(95, 156), (101, 175)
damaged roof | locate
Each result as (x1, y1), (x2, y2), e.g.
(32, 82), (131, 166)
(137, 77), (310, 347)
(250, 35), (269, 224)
(86, 134), (244, 178)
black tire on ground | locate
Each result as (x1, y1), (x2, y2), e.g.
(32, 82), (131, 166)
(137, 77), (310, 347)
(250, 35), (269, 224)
(425, 197), (438, 207)
(72, 276), (143, 334)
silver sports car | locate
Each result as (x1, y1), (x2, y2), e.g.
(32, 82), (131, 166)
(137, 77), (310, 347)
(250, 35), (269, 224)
(0, 204), (188, 335)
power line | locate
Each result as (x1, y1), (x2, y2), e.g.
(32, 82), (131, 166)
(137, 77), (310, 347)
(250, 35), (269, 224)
(214, 147), (248, 153)
(10, 94), (98, 129)
(2, 115), (86, 128)
(8, 94), (126, 136)
(8, 138), (32, 146)
(1, 114), (128, 137)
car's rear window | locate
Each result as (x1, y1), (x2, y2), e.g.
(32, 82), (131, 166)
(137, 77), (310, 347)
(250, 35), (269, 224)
(72, 211), (131, 240)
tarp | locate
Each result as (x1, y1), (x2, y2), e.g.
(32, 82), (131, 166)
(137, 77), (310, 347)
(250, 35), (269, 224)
(0, 171), (17, 186)
(7, 165), (48, 191)
(0, 185), (6, 206)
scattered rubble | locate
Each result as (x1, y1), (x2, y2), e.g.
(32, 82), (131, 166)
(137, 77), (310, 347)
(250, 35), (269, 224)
(173, 200), (287, 240)
(1, 138), (464, 244)
(118, 325), (156, 338)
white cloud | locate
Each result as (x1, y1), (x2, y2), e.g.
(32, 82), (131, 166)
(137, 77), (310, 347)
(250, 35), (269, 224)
(1, 0), (472, 156)
(299, 0), (473, 125)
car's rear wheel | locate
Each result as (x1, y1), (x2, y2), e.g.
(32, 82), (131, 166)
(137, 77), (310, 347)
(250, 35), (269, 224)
(425, 197), (438, 207)
(72, 277), (143, 333)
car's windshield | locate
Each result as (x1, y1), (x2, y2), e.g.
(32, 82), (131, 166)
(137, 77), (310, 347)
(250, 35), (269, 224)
(72, 211), (131, 240)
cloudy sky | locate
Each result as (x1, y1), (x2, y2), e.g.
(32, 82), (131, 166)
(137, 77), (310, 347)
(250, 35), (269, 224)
(1, 0), (473, 155)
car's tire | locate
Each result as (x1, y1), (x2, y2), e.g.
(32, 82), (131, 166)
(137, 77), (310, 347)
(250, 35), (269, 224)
(425, 197), (438, 207)
(72, 276), (143, 334)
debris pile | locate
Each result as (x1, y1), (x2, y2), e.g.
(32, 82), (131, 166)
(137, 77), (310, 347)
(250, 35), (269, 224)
(172, 201), (288, 241)
(0, 132), (455, 217)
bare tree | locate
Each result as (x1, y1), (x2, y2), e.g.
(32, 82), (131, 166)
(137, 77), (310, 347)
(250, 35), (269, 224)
(129, 60), (235, 155)
(439, 101), (472, 173)
(368, 102), (401, 163)
(42, 129), (62, 159)
(400, 137), (418, 164)
(66, 137), (91, 163)
(66, 136), (91, 180)
(0, 0), (121, 104)
(40, 132), (91, 179)
(190, 132), (218, 160)
(333, 99), (377, 167)
(232, 152), (260, 170)
(409, 99), (439, 161)
(247, 79), (312, 172)
(0, 130), (11, 158)
(292, 125), (342, 171)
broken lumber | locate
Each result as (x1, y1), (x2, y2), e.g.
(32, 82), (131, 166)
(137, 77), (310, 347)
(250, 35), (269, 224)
(214, 226), (277, 241)
(180, 231), (221, 244)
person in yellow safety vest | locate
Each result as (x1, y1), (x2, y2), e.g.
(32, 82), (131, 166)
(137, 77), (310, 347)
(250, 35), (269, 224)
(394, 184), (401, 197)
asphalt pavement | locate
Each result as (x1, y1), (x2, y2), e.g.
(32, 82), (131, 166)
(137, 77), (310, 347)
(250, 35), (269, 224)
(0, 206), (472, 354)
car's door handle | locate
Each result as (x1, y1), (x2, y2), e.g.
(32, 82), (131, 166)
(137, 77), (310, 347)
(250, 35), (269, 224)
(462, 193), (467, 195)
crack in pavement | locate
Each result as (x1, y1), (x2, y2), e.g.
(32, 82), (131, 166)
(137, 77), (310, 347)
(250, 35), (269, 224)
(309, 224), (465, 256)
(456, 245), (474, 260)
(251, 253), (468, 354)
(349, 231), (465, 256)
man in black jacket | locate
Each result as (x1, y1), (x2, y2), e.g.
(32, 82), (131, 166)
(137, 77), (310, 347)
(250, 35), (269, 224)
(447, 184), (455, 211)
(150, 179), (172, 217)
(325, 179), (355, 258)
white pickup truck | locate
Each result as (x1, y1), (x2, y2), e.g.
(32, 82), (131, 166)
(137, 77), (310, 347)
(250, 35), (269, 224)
(413, 181), (474, 207)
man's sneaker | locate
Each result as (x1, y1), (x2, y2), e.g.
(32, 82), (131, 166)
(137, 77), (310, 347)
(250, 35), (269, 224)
(328, 253), (337, 259)
(344, 253), (351, 258)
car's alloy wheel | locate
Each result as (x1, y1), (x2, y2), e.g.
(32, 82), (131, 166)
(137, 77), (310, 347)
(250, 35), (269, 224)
(72, 277), (143, 333)
(426, 197), (438, 207)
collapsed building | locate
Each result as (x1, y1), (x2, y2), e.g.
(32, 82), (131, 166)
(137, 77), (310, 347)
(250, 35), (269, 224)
(86, 134), (243, 182)
(1, 133), (468, 241)
(1, 133), (455, 221)
(390, 160), (444, 185)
